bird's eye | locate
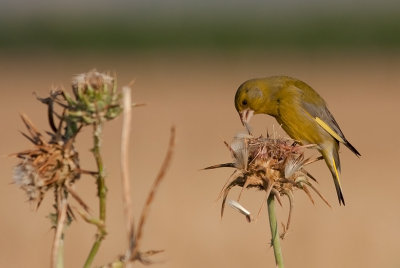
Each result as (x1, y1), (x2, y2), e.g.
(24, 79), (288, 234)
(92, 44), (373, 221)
(242, 99), (248, 106)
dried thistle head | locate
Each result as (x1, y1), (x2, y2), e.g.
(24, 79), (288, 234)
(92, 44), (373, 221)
(12, 114), (80, 209)
(64, 70), (122, 125)
(206, 133), (330, 235)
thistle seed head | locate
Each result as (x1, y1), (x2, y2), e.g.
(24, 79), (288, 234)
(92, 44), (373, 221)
(205, 133), (330, 235)
(12, 114), (80, 208)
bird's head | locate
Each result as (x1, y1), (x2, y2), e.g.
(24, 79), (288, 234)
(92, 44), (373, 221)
(234, 79), (272, 130)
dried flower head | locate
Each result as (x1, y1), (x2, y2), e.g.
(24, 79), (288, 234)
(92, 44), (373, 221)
(206, 133), (330, 235)
(12, 114), (80, 209)
(64, 70), (122, 125)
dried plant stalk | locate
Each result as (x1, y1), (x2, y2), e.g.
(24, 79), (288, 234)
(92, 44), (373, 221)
(120, 86), (135, 261)
(51, 198), (68, 268)
(130, 126), (175, 263)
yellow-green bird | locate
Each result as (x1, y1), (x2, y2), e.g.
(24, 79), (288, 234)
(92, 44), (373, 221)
(234, 76), (360, 205)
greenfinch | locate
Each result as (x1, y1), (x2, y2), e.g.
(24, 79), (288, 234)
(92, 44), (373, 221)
(234, 76), (360, 205)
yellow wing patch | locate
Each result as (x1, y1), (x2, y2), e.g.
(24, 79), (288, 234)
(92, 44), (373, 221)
(315, 117), (344, 143)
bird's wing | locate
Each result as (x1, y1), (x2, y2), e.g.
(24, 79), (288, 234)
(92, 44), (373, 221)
(288, 80), (346, 143)
(301, 98), (361, 156)
(302, 100), (346, 144)
(289, 82), (360, 157)
(301, 100), (346, 173)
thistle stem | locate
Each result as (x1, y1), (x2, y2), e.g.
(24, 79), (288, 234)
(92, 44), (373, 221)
(56, 238), (64, 268)
(267, 195), (284, 268)
(84, 123), (107, 268)
(51, 194), (68, 268)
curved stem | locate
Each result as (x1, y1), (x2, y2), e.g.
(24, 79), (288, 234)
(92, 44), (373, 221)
(84, 123), (107, 268)
(267, 195), (284, 268)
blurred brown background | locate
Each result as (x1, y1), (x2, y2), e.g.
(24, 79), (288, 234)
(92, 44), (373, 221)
(1, 1), (400, 268)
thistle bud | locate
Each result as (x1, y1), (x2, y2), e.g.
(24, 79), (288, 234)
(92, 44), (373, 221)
(65, 70), (122, 125)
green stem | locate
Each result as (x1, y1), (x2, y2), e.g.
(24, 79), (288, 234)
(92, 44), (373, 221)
(83, 237), (103, 268)
(84, 123), (107, 268)
(267, 195), (284, 268)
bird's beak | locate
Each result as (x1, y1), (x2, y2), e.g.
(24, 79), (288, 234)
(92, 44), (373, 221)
(239, 109), (254, 135)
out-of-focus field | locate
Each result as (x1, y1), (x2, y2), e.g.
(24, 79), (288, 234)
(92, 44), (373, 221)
(0, 52), (399, 268)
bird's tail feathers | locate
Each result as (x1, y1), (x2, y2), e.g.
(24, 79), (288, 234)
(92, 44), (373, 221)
(323, 149), (345, 206)
(344, 139), (361, 157)
(332, 157), (345, 206)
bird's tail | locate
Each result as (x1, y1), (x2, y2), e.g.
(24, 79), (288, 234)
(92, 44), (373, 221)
(343, 138), (361, 157)
(321, 147), (345, 206)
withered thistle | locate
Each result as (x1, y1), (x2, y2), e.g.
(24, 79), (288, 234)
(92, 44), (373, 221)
(12, 114), (81, 218)
(12, 70), (124, 268)
(205, 133), (331, 267)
